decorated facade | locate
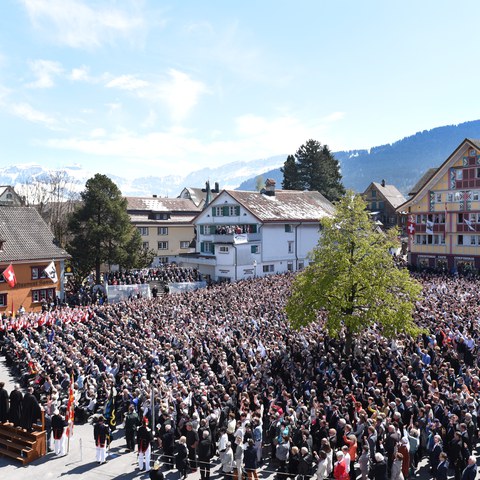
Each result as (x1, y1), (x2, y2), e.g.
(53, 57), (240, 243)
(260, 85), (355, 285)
(398, 138), (480, 273)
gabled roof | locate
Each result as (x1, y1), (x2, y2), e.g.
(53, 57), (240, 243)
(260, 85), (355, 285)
(408, 168), (438, 196)
(398, 138), (480, 212)
(126, 196), (200, 213)
(178, 187), (220, 208)
(367, 182), (406, 208)
(219, 189), (334, 222)
(0, 206), (70, 263)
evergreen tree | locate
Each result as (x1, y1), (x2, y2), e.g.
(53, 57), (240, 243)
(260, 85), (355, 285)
(285, 192), (422, 354)
(295, 139), (345, 201)
(281, 155), (301, 190)
(67, 174), (152, 284)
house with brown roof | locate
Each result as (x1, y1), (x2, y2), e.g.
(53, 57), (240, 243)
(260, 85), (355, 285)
(126, 196), (201, 265)
(362, 180), (406, 230)
(0, 206), (70, 313)
(177, 182), (220, 208)
(179, 180), (334, 282)
(397, 138), (480, 273)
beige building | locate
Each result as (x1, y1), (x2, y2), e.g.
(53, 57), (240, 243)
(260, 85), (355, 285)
(126, 196), (201, 265)
(397, 138), (480, 273)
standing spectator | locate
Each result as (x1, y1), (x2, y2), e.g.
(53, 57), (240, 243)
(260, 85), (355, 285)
(244, 438), (259, 480)
(221, 442), (234, 480)
(314, 450), (329, 480)
(185, 422), (199, 471)
(370, 453), (387, 480)
(124, 404), (139, 452)
(436, 452), (448, 480)
(298, 447), (313, 480)
(390, 452), (404, 480)
(333, 451), (349, 480)
(462, 456), (478, 480)
(0, 382), (9, 422)
(198, 430), (213, 480)
(176, 436), (189, 480)
(161, 424), (175, 470)
(9, 384), (23, 427)
(357, 445), (370, 480)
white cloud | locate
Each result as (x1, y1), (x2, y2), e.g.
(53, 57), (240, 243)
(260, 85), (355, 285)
(10, 102), (56, 126)
(106, 75), (149, 91)
(90, 128), (106, 138)
(20, 0), (146, 49)
(322, 111), (346, 122)
(27, 59), (63, 88)
(106, 69), (208, 123)
(70, 65), (90, 82)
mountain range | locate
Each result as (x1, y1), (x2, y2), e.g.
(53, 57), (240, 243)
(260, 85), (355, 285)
(2, 120), (480, 198)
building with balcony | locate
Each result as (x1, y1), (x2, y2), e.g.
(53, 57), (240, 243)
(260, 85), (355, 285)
(179, 179), (334, 282)
(397, 138), (480, 273)
(126, 196), (201, 265)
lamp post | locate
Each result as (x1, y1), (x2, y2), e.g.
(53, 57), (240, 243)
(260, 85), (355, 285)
(253, 260), (257, 278)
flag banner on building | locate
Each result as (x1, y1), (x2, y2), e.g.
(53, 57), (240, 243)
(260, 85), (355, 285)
(234, 233), (248, 244)
(407, 216), (415, 236)
(2, 264), (17, 288)
(65, 373), (75, 438)
(426, 220), (434, 235)
(465, 218), (475, 231)
(43, 261), (58, 283)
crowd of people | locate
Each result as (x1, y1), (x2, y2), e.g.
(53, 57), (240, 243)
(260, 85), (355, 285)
(105, 265), (202, 286)
(0, 270), (480, 479)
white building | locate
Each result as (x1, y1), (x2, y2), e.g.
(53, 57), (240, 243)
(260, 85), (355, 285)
(179, 180), (334, 282)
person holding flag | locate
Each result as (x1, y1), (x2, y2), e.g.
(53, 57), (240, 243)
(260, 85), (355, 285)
(94, 415), (110, 464)
(65, 373), (75, 453)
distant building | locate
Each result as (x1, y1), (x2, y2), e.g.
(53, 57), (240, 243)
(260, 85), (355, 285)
(178, 182), (220, 209)
(362, 180), (406, 230)
(0, 206), (70, 313)
(0, 186), (24, 207)
(126, 196), (201, 265)
(397, 138), (480, 273)
(179, 179), (334, 282)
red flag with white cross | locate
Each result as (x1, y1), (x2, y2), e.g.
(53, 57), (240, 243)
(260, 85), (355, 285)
(2, 264), (17, 288)
(407, 216), (415, 236)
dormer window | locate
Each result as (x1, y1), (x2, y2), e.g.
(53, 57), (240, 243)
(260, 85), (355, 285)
(153, 212), (169, 220)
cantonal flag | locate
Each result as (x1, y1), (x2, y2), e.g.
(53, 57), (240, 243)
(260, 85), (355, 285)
(2, 264), (17, 288)
(65, 374), (75, 438)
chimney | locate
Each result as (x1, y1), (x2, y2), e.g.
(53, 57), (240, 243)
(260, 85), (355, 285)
(381, 179), (386, 187)
(264, 178), (276, 196)
(153, 194), (157, 198)
(214, 182), (219, 192)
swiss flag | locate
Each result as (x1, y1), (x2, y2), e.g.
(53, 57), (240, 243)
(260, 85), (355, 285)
(2, 264), (17, 288)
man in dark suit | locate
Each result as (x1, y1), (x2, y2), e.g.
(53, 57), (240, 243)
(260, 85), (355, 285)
(9, 384), (23, 426)
(436, 452), (448, 480)
(0, 382), (9, 423)
(21, 386), (42, 431)
(461, 455), (478, 480)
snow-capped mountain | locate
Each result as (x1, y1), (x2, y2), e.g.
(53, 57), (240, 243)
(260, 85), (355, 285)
(0, 155), (287, 197)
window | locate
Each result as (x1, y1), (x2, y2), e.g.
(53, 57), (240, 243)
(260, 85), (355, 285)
(157, 227), (168, 235)
(218, 246), (229, 253)
(0, 293), (6, 306)
(458, 213), (464, 223)
(200, 241), (214, 254)
(32, 288), (56, 303)
(454, 192), (462, 201)
(138, 227), (149, 236)
(298, 262), (304, 270)
(285, 224), (293, 233)
(371, 202), (377, 210)
(153, 213), (169, 220)
(288, 241), (294, 254)
(251, 245), (259, 254)
(287, 262), (293, 272)
(371, 190), (377, 198)
(32, 266), (48, 280)
(142, 241), (149, 250)
(378, 201), (384, 210)
(158, 256), (169, 264)
(157, 241), (168, 250)
(6, 193), (12, 199)
(212, 205), (240, 217)
(471, 236), (477, 246)
(458, 235), (464, 245)
(476, 168), (480, 179)
(447, 193), (453, 202)
(180, 241), (190, 249)
(263, 264), (274, 273)
(436, 193), (442, 202)
(474, 192), (480, 201)
(456, 169), (463, 180)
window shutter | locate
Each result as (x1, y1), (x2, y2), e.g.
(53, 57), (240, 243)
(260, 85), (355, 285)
(235, 205), (240, 215)
(222, 206), (229, 216)
(210, 243), (215, 254)
(212, 207), (216, 217)
(200, 242), (205, 253)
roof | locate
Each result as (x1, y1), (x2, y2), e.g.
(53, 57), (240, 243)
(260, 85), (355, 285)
(0, 206), (70, 262)
(370, 182), (406, 208)
(126, 196), (200, 213)
(178, 187), (220, 208)
(408, 168), (438, 196)
(129, 214), (196, 224)
(225, 189), (335, 222)
(398, 138), (480, 212)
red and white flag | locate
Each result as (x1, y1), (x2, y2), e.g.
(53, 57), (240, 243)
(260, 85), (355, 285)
(406, 216), (415, 236)
(2, 264), (17, 288)
(65, 373), (75, 438)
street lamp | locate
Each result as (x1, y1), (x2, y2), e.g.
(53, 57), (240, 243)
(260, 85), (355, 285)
(253, 260), (257, 278)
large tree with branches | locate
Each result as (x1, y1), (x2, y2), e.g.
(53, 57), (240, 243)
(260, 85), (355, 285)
(285, 191), (422, 353)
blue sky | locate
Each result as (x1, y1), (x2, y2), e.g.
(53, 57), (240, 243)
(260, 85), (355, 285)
(1, 0), (479, 178)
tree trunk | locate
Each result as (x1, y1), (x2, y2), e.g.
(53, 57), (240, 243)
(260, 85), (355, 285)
(344, 328), (353, 356)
